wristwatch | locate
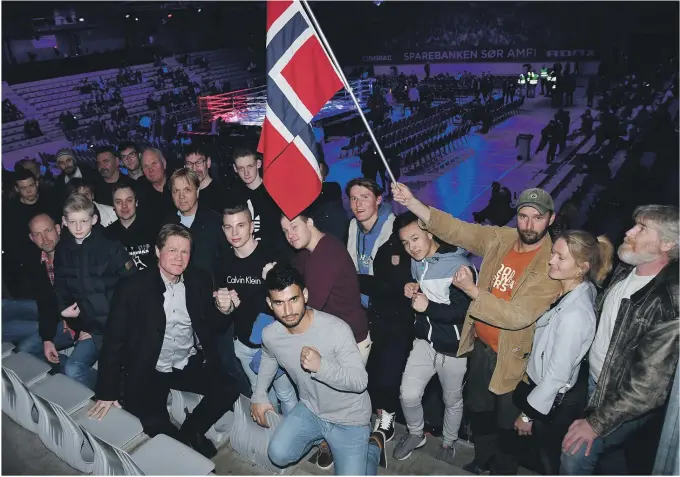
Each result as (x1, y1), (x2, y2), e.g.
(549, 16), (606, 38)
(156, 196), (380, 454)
(520, 412), (533, 423)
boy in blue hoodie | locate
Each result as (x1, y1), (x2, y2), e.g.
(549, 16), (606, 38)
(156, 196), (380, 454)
(393, 212), (474, 466)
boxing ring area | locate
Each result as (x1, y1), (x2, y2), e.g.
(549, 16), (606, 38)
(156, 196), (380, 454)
(197, 78), (375, 127)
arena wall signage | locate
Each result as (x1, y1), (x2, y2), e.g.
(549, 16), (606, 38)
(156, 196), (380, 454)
(360, 48), (596, 64)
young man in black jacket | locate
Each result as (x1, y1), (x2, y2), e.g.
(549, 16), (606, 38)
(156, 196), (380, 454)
(90, 224), (239, 459)
(214, 203), (297, 411)
(393, 212), (474, 465)
(229, 148), (289, 256)
(163, 168), (225, 277)
(51, 194), (133, 389)
(105, 184), (157, 271)
(358, 213), (415, 443)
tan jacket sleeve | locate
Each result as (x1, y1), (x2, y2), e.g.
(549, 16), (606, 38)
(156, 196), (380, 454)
(420, 207), (500, 257)
(467, 273), (561, 331)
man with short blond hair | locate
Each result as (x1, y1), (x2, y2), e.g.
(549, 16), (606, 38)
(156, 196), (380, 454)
(162, 168), (223, 275)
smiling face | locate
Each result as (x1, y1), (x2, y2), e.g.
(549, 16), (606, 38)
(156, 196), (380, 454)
(222, 211), (255, 249)
(113, 187), (137, 221)
(156, 235), (191, 280)
(548, 238), (583, 281)
(349, 185), (382, 226)
(280, 215), (313, 250)
(185, 152), (211, 184)
(266, 284), (309, 330)
(399, 221), (436, 261)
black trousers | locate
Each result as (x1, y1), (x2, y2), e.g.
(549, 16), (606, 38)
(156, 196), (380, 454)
(124, 354), (239, 438)
(466, 341), (521, 475)
(531, 370), (588, 474)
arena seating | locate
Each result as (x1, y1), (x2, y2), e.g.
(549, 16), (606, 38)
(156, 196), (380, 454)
(3, 48), (261, 152)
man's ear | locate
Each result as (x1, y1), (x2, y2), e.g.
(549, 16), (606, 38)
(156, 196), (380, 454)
(266, 296), (273, 311)
(303, 287), (309, 304)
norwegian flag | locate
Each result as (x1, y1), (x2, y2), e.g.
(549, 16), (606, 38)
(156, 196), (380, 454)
(257, 0), (343, 219)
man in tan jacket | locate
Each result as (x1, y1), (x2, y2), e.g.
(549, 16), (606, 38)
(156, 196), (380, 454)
(392, 182), (561, 475)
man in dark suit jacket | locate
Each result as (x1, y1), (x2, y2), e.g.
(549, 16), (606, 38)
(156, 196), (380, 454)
(90, 224), (238, 458)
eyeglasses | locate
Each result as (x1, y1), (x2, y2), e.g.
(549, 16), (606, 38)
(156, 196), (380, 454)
(121, 152), (138, 160)
(185, 158), (206, 168)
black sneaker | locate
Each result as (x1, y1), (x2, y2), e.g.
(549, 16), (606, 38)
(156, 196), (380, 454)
(178, 429), (218, 459)
(372, 410), (396, 442)
(369, 430), (388, 469)
(462, 461), (490, 475)
(316, 441), (334, 470)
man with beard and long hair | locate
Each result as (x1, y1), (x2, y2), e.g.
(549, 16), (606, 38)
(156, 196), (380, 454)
(391, 183), (562, 475)
(560, 205), (678, 475)
(250, 264), (388, 475)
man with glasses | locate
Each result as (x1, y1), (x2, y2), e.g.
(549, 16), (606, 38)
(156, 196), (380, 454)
(184, 144), (230, 215)
(118, 142), (144, 181)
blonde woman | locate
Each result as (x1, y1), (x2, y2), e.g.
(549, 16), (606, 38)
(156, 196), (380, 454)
(512, 230), (614, 474)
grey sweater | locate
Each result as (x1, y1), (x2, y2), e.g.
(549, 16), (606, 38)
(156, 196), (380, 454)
(253, 309), (372, 426)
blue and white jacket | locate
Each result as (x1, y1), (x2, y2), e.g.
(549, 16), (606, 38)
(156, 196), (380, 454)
(412, 243), (476, 355)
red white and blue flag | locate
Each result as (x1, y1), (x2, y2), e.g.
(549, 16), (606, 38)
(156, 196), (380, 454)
(257, 0), (343, 219)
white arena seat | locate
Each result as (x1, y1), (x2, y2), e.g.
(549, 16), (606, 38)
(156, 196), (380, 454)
(72, 402), (146, 452)
(2, 351), (51, 386)
(2, 342), (15, 358)
(31, 393), (95, 473)
(2, 367), (40, 433)
(87, 430), (215, 476)
(30, 373), (94, 414)
(230, 394), (286, 474)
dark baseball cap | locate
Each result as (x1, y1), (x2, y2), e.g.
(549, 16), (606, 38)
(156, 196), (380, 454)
(516, 188), (554, 215)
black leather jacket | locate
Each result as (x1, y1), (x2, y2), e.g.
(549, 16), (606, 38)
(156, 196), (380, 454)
(586, 261), (679, 437)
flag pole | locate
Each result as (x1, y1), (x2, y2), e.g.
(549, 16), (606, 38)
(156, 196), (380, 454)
(300, 0), (397, 185)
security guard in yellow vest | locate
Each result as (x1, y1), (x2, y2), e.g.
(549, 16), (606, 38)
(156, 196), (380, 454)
(527, 71), (538, 98)
(517, 73), (526, 96)
(539, 65), (549, 95)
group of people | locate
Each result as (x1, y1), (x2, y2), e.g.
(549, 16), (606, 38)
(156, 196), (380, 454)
(2, 138), (677, 475)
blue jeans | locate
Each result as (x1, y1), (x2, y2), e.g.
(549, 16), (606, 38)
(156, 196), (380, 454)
(559, 376), (653, 475)
(233, 339), (298, 415)
(17, 321), (99, 390)
(2, 299), (40, 344)
(267, 402), (378, 475)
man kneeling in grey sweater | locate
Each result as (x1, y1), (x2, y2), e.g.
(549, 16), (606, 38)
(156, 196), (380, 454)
(250, 264), (387, 474)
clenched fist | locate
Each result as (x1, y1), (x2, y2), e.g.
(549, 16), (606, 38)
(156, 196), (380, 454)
(452, 266), (478, 299)
(213, 288), (238, 314)
(404, 282), (420, 299)
(300, 346), (321, 373)
(411, 292), (429, 313)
